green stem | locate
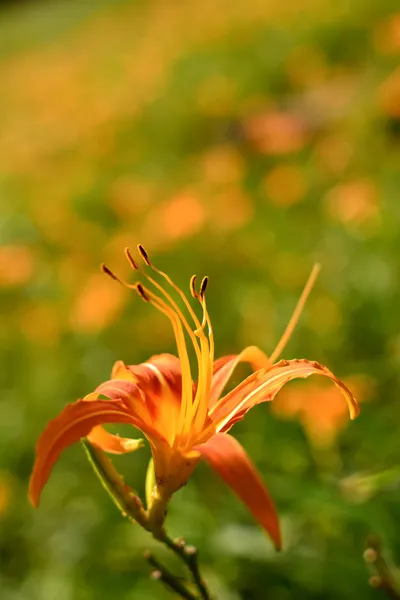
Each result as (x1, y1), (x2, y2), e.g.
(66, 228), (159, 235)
(160, 534), (211, 600)
(81, 439), (149, 530)
(83, 440), (211, 598)
(365, 536), (400, 599)
(145, 551), (198, 600)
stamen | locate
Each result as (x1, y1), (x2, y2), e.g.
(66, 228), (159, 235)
(136, 283), (150, 302)
(125, 247), (139, 270)
(140, 263), (214, 439)
(101, 263), (123, 283)
(191, 291), (214, 430)
(131, 281), (196, 440)
(137, 244), (151, 266)
(138, 270), (205, 437)
(269, 263), (321, 364)
(190, 275), (198, 299)
(199, 276), (209, 298)
(148, 294), (194, 442)
(140, 272), (202, 359)
(103, 245), (215, 443)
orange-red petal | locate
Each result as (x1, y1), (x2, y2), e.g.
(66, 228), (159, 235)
(122, 354), (184, 442)
(87, 425), (143, 454)
(29, 397), (153, 508)
(210, 346), (272, 408)
(210, 359), (359, 432)
(95, 378), (149, 422)
(194, 433), (281, 550)
(126, 354), (182, 403)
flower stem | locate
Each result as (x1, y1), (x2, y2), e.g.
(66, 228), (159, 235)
(83, 440), (211, 598)
(365, 535), (400, 599)
(81, 439), (149, 530)
(160, 534), (212, 600)
(145, 551), (198, 600)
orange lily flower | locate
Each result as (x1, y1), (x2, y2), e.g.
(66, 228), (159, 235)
(29, 247), (359, 550)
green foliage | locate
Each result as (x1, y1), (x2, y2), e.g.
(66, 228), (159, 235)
(1, 0), (399, 598)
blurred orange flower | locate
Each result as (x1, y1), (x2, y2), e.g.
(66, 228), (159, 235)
(109, 177), (155, 219)
(373, 13), (400, 55)
(141, 192), (206, 247)
(315, 134), (354, 176)
(0, 245), (35, 287)
(286, 46), (328, 88)
(201, 145), (244, 185)
(20, 302), (61, 345)
(324, 179), (380, 226)
(70, 272), (127, 333)
(378, 67), (400, 118)
(272, 375), (372, 447)
(30, 250), (358, 549)
(243, 110), (309, 155)
(263, 164), (307, 207)
(211, 190), (254, 232)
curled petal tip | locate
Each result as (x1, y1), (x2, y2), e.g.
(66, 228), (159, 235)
(273, 534), (282, 552)
(28, 398), (144, 509)
(195, 434), (281, 550)
(28, 484), (39, 509)
(350, 402), (361, 420)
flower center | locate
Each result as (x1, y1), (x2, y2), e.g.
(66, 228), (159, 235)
(102, 246), (214, 447)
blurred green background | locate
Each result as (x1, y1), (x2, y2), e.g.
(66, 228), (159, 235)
(1, 0), (400, 598)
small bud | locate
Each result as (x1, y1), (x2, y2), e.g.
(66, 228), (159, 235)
(363, 548), (378, 564)
(369, 575), (382, 588)
(184, 545), (197, 556)
(151, 570), (163, 581)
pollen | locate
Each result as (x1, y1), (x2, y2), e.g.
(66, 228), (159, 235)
(190, 275), (198, 299)
(199, 276), (209, 298)
(101, 263), (121, 282)
(125, 247), (139, 270)
(137, 244), (152, 266)
(136, 283), (150, 302)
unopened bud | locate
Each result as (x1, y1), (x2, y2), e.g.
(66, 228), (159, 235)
(151, 570), (163, 581)
(363, 548), (378, 564)
(184, 545), (197, 556)
(369, 575), (382, 588)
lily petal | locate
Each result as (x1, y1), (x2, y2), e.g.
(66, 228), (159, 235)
(194, 433), (281, 550)
(123, 354), (183, 442)
(210, 346), (272, 407)
(210, 359), (359, 432)
(87, 425), (143, 454)
(111, 360), (136, 380)
(127, 354), (182, 404)
(29, 397), (161, 508)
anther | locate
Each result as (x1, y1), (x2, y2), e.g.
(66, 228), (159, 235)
(199, 276), (209, 298)
(101, 263), (120, 282)
(124, 247), (139, 270)
(137, 244), (151, 266)
(190, 275), (198, 298)
(135, 283), (150, 302)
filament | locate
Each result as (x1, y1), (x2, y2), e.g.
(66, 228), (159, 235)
(269, 263), (320, 364)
